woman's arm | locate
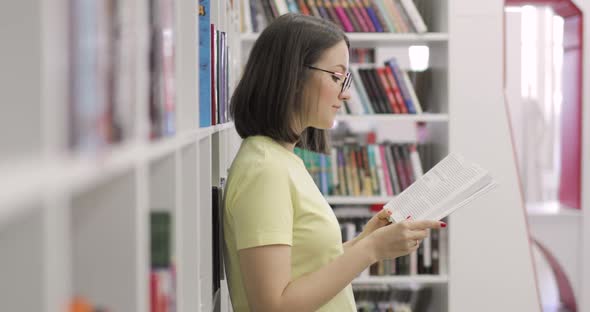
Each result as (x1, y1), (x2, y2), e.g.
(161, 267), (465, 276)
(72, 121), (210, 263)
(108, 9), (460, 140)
(343, 208), (391, 250)
(239, 238), (374, 312)
(239, 219), (443, 312)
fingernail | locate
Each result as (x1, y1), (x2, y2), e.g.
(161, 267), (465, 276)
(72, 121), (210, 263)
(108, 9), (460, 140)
(387, 211), (392, 215)
(440, 222), (447, 228)
(406, 216), (412, 220)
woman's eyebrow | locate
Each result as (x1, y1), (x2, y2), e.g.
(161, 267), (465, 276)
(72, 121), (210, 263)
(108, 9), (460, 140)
(333, 64), (348, 72)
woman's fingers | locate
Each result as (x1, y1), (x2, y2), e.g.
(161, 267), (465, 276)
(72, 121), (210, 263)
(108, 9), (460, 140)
(376, 209), (392, 222)
(407, 220), (446, 230)
(407, 229), (428, 241)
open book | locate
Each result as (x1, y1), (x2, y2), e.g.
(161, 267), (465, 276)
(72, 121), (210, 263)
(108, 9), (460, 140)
(384, 153), (498, 223)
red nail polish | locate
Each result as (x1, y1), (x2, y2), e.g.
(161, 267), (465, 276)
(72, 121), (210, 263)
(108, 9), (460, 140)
(406, 216), (412, 220)
(440, 222), (447, 228)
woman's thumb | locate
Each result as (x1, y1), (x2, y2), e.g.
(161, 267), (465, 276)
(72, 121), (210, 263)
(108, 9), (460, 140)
(377, 208), (392, 221)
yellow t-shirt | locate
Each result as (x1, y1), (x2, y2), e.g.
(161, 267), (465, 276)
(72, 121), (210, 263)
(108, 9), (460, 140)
(223, 135), (356, 312)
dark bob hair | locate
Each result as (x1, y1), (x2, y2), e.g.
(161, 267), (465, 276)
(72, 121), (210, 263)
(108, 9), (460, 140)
(230, 13), (349, 154)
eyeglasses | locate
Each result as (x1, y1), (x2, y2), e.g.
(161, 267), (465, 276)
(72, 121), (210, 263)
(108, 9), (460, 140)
(305, 65), (352, 94)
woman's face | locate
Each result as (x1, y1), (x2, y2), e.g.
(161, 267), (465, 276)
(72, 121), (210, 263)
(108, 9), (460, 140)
(303, 40), (351, 130)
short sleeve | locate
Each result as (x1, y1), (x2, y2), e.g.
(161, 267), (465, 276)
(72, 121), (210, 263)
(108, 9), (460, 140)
(227, 162), (293, 250)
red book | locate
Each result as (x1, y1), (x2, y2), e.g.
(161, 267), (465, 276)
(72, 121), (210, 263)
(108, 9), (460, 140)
(376, 67), (401, 113)
(384, 65), (408, 113)
(298, 0), (311, 15)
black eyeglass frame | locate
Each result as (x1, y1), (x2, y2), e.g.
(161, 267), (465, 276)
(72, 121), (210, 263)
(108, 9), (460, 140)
(305, 65), (352, 94)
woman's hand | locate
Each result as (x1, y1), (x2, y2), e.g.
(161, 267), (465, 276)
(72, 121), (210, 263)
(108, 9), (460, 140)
(366, 219), (445, 262)
(357, 208), (393, 241)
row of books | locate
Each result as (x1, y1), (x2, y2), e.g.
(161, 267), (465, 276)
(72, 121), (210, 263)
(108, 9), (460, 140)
(345, 59), (423, 115)
(199, 0), (232, 127)
(338, 209), (440, 276)
(354, 286), (432, 312)
(150, 211), (176, 312)
(296, 142), (428, 197)
(68, 0), (136, 151)
(68, 0), (178, 153)
(240, 0), (428, 34)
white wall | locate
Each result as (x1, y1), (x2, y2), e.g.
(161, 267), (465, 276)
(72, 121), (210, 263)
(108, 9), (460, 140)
(448, 0), (541, 311)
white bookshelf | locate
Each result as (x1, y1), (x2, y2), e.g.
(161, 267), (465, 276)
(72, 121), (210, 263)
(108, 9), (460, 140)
(0, 0), (241, 310)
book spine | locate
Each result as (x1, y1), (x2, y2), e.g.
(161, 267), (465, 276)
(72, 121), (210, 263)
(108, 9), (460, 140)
(347, 0), (369, 32)
(367, 144), (381, 195)
(363, 0), (384, 32)
(199, 0), (212, 127)
(355, 0), (375, 32)
(376, 67), (401, 114)
(379, 145), (394, 196)
(332, 0), (354, 32)
(384, 64), (407, 113)
(399, 0), (427, 33)
(330, 147), (339, 195)
(298, 0), (311, 15)
(402, 69), (423, 113)
(385, 144), (401, 194)
(210, 25), (217, 125)
(338, 0), (361, 32)
(337, 146), (349, 195)
(386, 59), (415, 114)
(350, 67), (374, 114)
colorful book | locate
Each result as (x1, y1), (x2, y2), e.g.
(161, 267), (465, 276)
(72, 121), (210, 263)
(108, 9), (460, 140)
(198, 0), (211, 127)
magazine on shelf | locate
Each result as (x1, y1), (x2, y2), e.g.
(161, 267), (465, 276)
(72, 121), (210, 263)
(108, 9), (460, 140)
(384, 153), (498, 223)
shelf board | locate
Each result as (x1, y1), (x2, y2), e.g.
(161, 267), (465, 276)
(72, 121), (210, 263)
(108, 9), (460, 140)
(335, 113), (449, 123)
(353, 275), (449, 285)
(326, 196), (394, 205)
(241, 33), (449, 46)
(0, 123), (237, 225)
(194, 122), (235, 141)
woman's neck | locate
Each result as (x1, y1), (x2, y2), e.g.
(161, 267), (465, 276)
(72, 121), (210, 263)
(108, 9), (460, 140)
(278, 141), (296, 152)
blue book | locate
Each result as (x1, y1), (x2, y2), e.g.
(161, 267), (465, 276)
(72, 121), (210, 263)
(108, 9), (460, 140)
(364, 3), (384, 33)
(198, 0), (212, 127)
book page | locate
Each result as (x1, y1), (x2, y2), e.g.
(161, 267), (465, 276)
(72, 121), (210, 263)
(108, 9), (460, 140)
(384, 153), (496, 223)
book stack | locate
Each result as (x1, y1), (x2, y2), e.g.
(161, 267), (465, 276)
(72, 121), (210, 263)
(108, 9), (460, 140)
(342, 58), (423, 115)
(150, 211), (176, 312)
(240, 0), (428, 34)
(199, 0), (232, 127)
(335, 206), (440, 277)
(295, 140), (432, 197)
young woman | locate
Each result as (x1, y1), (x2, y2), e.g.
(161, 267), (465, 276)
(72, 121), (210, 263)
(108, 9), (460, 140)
(223, 13), (445, 312)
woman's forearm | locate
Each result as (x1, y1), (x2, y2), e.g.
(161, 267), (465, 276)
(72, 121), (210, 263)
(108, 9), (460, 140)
(275, 236), (376, 312)
(342, 231), (367, 250)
